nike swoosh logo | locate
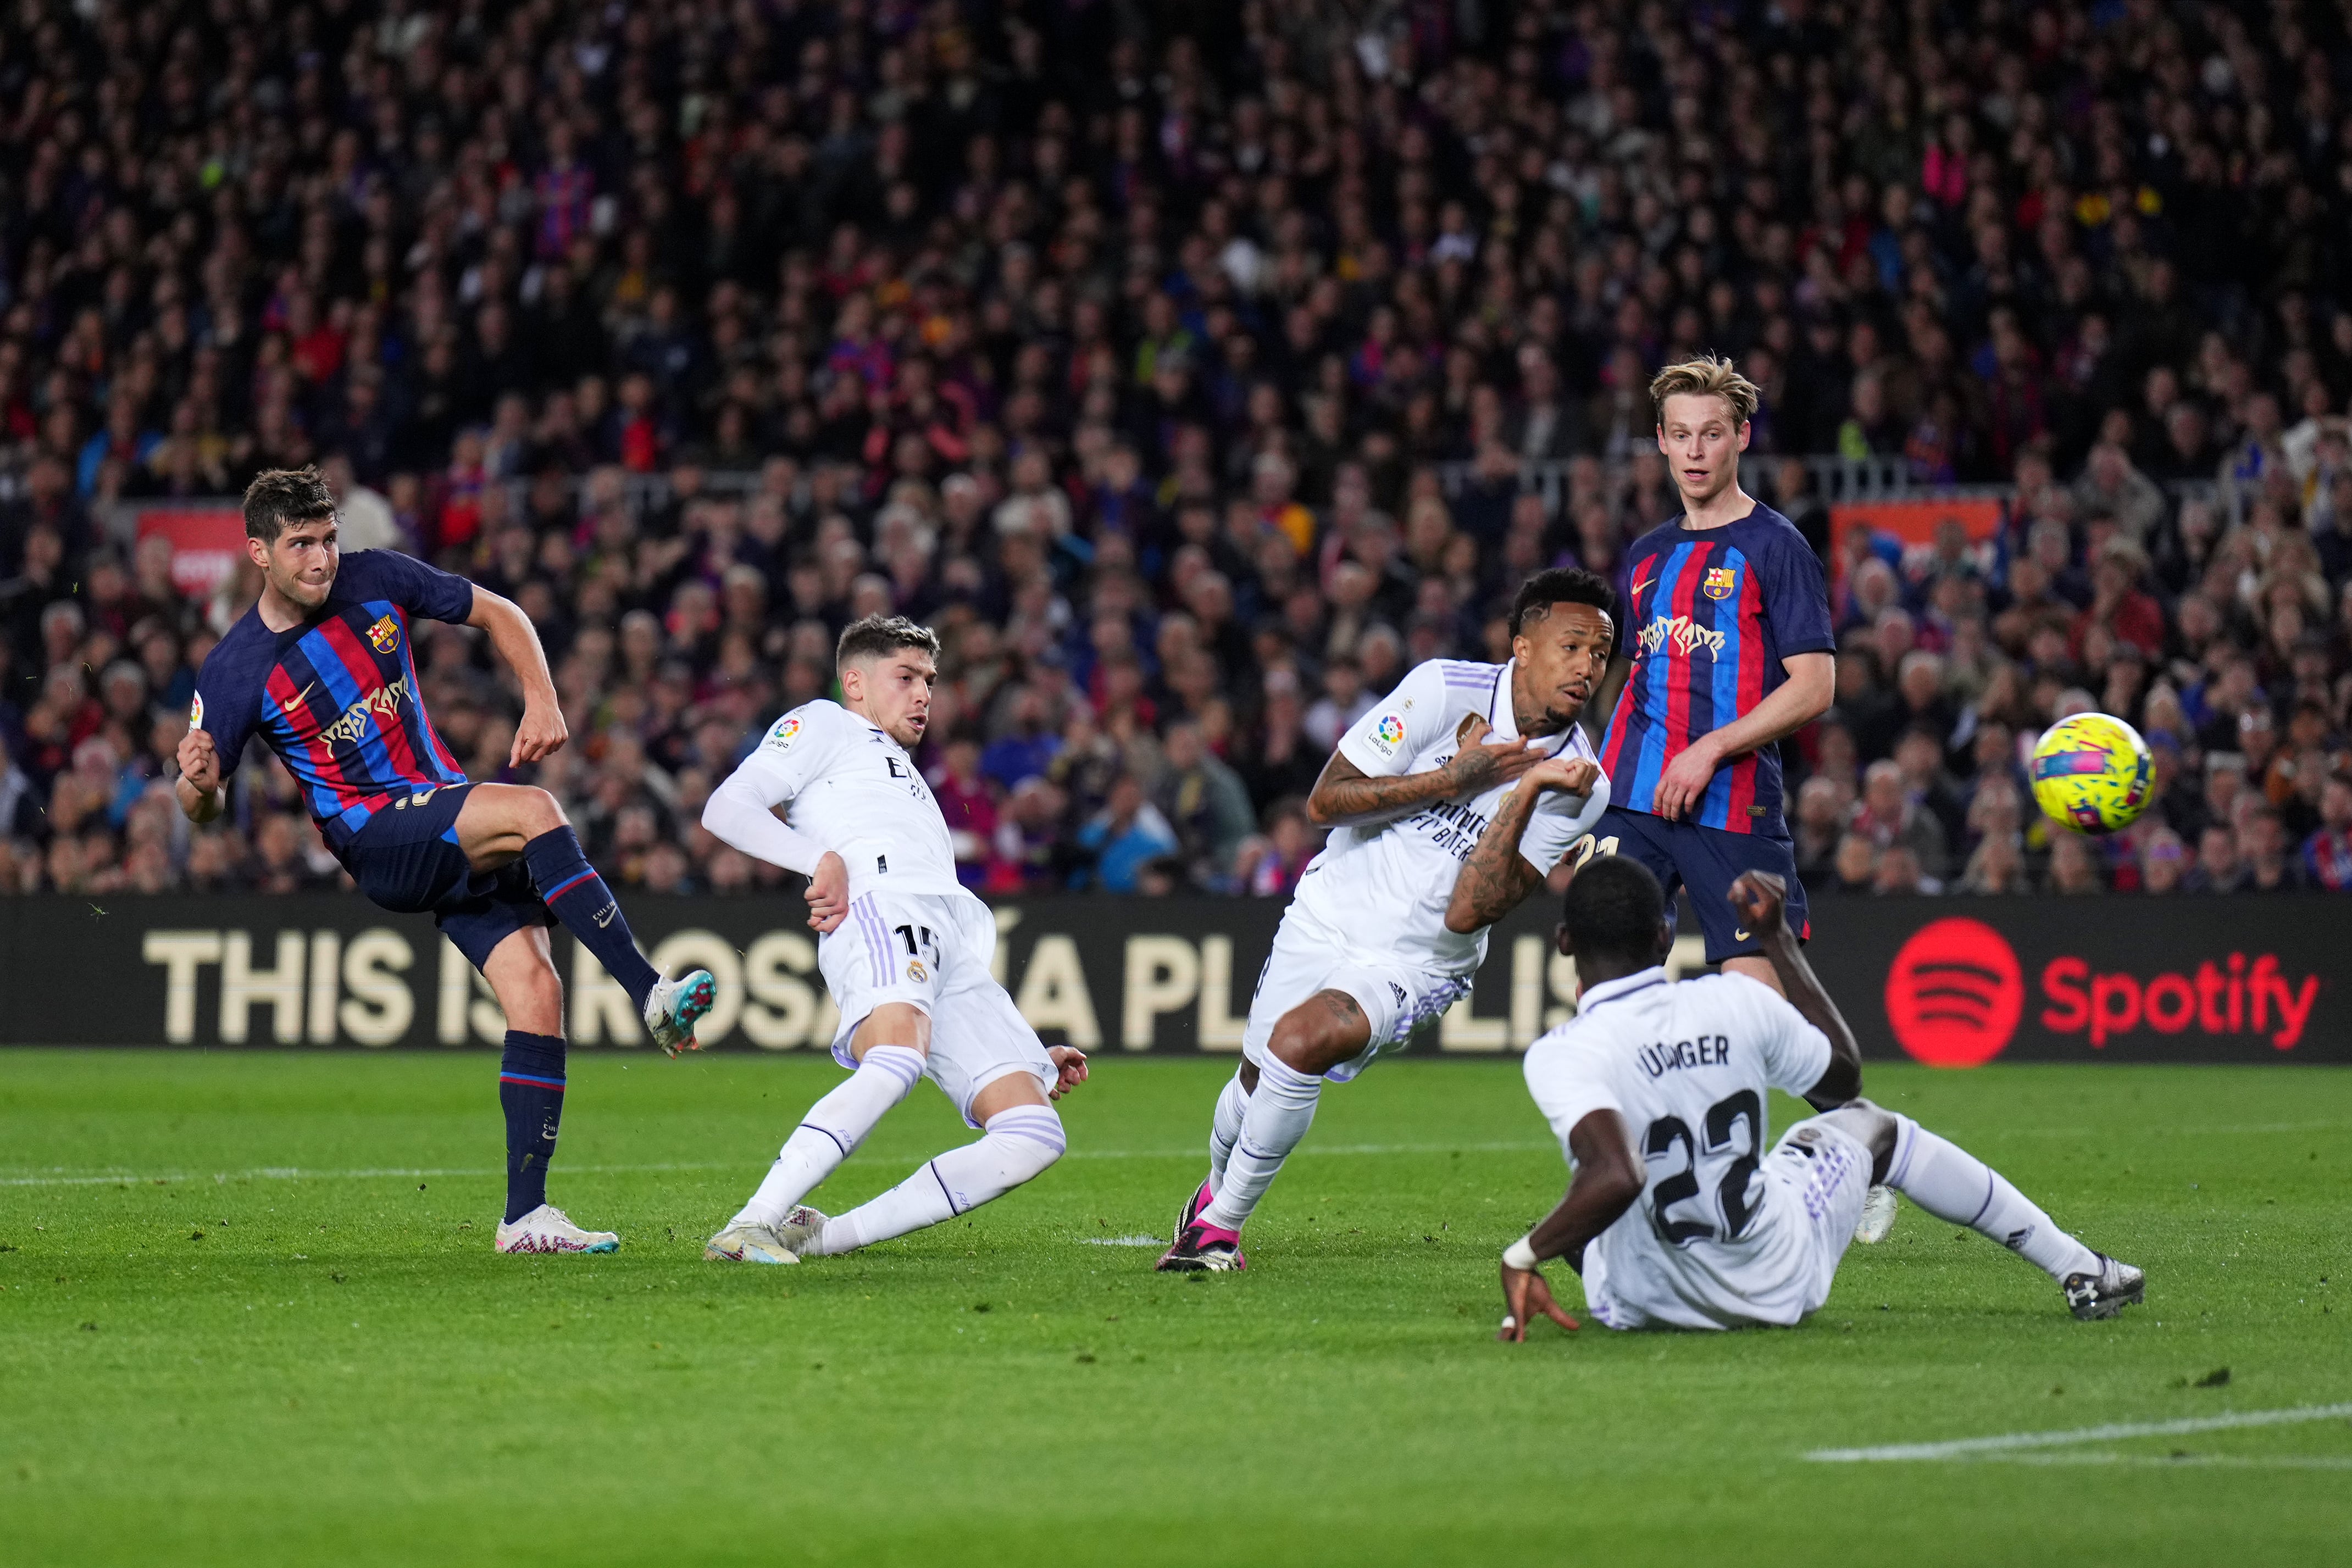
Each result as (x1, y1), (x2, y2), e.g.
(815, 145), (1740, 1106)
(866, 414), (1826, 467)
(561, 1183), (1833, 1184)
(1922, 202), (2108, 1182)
(1733, 928), (1750, 941)
(284, 680), (315, 711)
(593, 901), (619, 929)
(1630, 574), (1655, 599)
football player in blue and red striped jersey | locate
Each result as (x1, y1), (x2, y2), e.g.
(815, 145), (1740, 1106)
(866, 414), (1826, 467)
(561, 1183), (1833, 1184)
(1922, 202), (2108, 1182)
(1588, 357), (1836, 994)
(175, 468), (715, 1255)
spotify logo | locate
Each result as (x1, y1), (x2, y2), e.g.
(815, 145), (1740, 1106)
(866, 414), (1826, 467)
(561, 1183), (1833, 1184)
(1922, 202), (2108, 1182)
(1883, 918), (2024, 1067)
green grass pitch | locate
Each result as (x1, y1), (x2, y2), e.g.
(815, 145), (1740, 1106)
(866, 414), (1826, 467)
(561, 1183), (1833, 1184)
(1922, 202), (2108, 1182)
(3, 1049), (2347, 1566)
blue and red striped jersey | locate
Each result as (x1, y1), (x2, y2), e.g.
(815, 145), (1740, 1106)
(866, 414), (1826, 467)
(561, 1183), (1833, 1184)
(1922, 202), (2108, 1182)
(1599, 504), (1833, 836)
(190, 549), (475, 852)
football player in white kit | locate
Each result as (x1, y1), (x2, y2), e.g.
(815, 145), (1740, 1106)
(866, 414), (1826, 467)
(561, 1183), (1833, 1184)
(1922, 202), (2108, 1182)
(696, 615), (1088, 1264)
(1495, 855), (2144, 1337)
(1156, 569), (1617, 1272)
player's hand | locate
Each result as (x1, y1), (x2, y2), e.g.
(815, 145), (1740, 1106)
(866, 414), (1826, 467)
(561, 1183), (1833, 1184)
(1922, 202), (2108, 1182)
(1726, 870), (1788, 938)
(1651, 735), (1724, 820)
(511, 699), (568, 766)
(804, 851), (850, 934)
(1443, 717), (1539, 794)
(176, 727), (221, 795)
(1519, 756), (1601, 797)
(1497, 1260), (1580, 1342)
(1046, 1046), (1089, 1099)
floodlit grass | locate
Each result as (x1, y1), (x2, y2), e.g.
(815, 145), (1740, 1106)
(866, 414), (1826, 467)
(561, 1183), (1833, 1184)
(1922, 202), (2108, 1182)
(3, 1049), (2346, 1566)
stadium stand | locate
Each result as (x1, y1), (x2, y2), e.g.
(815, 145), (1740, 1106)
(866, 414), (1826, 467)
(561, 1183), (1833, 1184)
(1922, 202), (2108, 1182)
(0, 0), (2348, 900)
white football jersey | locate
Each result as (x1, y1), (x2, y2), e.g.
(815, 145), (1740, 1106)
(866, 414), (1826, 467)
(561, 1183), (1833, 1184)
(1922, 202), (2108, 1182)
(1521, 967), (1835, 1330)
(1291, 658), (1610, 975)
(724, 699), (965, 900)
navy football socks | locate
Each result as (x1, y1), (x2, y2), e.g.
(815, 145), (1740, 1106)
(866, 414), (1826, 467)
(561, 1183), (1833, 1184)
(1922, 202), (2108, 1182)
(499, 1030), (568, 1223)
(523, 826), (662, 1008)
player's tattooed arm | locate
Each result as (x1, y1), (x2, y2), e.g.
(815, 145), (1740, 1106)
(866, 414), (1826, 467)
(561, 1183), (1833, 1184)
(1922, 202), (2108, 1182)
(1306, 718), (1540, 827)
(1444, 755), (1602, 933)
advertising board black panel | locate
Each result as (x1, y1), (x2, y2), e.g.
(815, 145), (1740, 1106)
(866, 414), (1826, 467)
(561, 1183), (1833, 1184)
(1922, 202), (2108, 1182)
(0, 894), (2339, 1064)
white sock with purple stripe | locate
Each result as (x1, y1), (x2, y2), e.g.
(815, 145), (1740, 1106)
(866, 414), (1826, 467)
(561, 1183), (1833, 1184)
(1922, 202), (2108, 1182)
(1207, 1067), (1250, 1189)
(731, 1044), (925, 1229)
(1200, 1055), (1321, 1232)
(1886, 1114), (2098, 1281)
(801, 1104), (1067, 1256)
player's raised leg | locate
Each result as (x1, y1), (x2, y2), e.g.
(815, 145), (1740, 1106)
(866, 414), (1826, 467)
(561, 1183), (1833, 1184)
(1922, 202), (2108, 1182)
(1816, 1100), (2143, 1319)
(476, 925), (618, 1255)
(453, 781), (714, 1054)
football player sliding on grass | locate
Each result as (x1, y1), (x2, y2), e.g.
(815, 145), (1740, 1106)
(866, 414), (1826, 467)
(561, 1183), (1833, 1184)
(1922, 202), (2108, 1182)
(1496, 857), (2143, 1339)
(697, 615), (1087, 1264)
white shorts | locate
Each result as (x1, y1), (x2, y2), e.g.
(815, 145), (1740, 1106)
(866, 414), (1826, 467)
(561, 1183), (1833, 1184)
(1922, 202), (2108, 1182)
(818, 889), (1055, 1127)
(1241, 909), (1473, 1082)
(1760, 1114), (1876, 1317)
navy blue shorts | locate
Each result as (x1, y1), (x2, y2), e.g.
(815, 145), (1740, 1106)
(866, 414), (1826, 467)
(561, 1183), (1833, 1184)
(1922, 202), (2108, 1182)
(340, 782), (550, 971)
(1589, 805), (1810, 966)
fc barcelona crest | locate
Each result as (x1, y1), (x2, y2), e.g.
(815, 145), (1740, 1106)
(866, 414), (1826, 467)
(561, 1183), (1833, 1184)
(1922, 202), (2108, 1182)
(1701, 566), (1738, 601)
(367, 613), (401, 653)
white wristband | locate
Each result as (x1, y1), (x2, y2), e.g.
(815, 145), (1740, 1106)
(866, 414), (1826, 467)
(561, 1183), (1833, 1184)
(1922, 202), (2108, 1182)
(1502, 1236), (1541, 1272)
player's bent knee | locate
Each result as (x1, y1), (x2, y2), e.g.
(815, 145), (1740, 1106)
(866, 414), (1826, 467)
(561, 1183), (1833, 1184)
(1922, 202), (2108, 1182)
(1818, 1100), (1898, 1182)
(1267, 991), (1364, 1075)
(983, 1103), (1067, 1187)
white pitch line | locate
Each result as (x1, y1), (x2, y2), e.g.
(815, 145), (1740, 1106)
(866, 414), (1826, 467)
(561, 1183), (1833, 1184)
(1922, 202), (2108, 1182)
(1989, 1453), (2352, 1470)
(1807, 1404), (2352, 1463)
(0, 1139), (1552, 1189)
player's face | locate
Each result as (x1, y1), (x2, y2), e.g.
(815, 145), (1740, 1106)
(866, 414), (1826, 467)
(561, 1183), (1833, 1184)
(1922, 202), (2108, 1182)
(1656, 394), (1751, 505)
(1513, 602), (1614, 731)
(251, 515), (340, 610)
(850, 649), (936, 747)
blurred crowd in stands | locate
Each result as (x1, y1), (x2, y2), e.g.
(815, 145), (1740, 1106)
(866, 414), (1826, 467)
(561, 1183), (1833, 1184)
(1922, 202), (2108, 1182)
(1, 0), (2350, 900)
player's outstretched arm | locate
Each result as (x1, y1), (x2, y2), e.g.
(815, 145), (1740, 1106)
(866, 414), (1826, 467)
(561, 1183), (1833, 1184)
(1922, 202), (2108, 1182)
(1306, 716), (1538, 827)
(1444, 755), (1601, 933)
(466, 586), (568, 765)
(1727, 870), (1862, 1107)
(1497, 1109), (1643, 1342)
(1652, 651), (1833, 820)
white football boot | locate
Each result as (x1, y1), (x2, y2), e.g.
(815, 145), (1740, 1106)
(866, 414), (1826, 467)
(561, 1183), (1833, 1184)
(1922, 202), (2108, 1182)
(705, 1222), (798, 1264)
(2063, 1254), (2145, 1320)
(495, 1204), (619, 1254)
(1854, 1185), (1899, 1244)
(646, 969), (718, 1058)
(775, 1205), (831, 1257)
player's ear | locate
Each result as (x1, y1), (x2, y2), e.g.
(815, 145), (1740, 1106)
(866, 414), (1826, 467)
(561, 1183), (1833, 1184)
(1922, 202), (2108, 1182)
(246, 535), (270, 569)
(1650, 918), (1673, 963)
(1554, 920), (1575, 959)
(1736, 420), (1752, 452)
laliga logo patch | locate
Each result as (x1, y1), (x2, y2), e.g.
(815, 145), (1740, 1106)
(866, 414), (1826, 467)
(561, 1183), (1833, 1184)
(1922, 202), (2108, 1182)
(1884, 918), (2024, 1067)
(769, 716), (802, 747)
(1702, 566), (1738, 600)
(189, 692), (204, 727)
(367, 613), (401, 654)
(1371, 714), (1406, 753)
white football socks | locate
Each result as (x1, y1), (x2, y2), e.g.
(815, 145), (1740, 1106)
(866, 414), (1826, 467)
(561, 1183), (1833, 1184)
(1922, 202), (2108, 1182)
(1207, 1068), (1251, 1189)
(1200, 1055), (1322, 1231)
(732, 1044), (925, 1228)
(802, 1103), (1067, 1256)
(1887, 1115), (2099, 1281)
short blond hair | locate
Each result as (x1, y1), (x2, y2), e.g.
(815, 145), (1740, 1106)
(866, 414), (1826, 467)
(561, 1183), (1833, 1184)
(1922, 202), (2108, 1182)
(1650, 354), (1760, 426)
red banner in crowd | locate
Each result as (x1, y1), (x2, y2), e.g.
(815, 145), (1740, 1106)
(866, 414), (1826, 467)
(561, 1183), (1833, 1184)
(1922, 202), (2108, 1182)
(1828, 496), (2007, 596)
(134, 506), (246, 597)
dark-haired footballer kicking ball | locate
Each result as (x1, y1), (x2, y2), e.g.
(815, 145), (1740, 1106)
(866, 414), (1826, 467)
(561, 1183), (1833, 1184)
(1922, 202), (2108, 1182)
(175, 466), (716, 1254)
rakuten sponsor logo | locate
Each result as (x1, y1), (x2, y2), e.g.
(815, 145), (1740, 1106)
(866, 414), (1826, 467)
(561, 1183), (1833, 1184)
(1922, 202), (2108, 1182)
(2041, 954), (2321, 1050)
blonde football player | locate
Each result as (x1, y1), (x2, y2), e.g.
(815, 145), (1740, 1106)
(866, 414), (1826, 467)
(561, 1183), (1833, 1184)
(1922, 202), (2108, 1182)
(1495, 857), (2142, 1338)
(697, 615), (1088, 1264)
